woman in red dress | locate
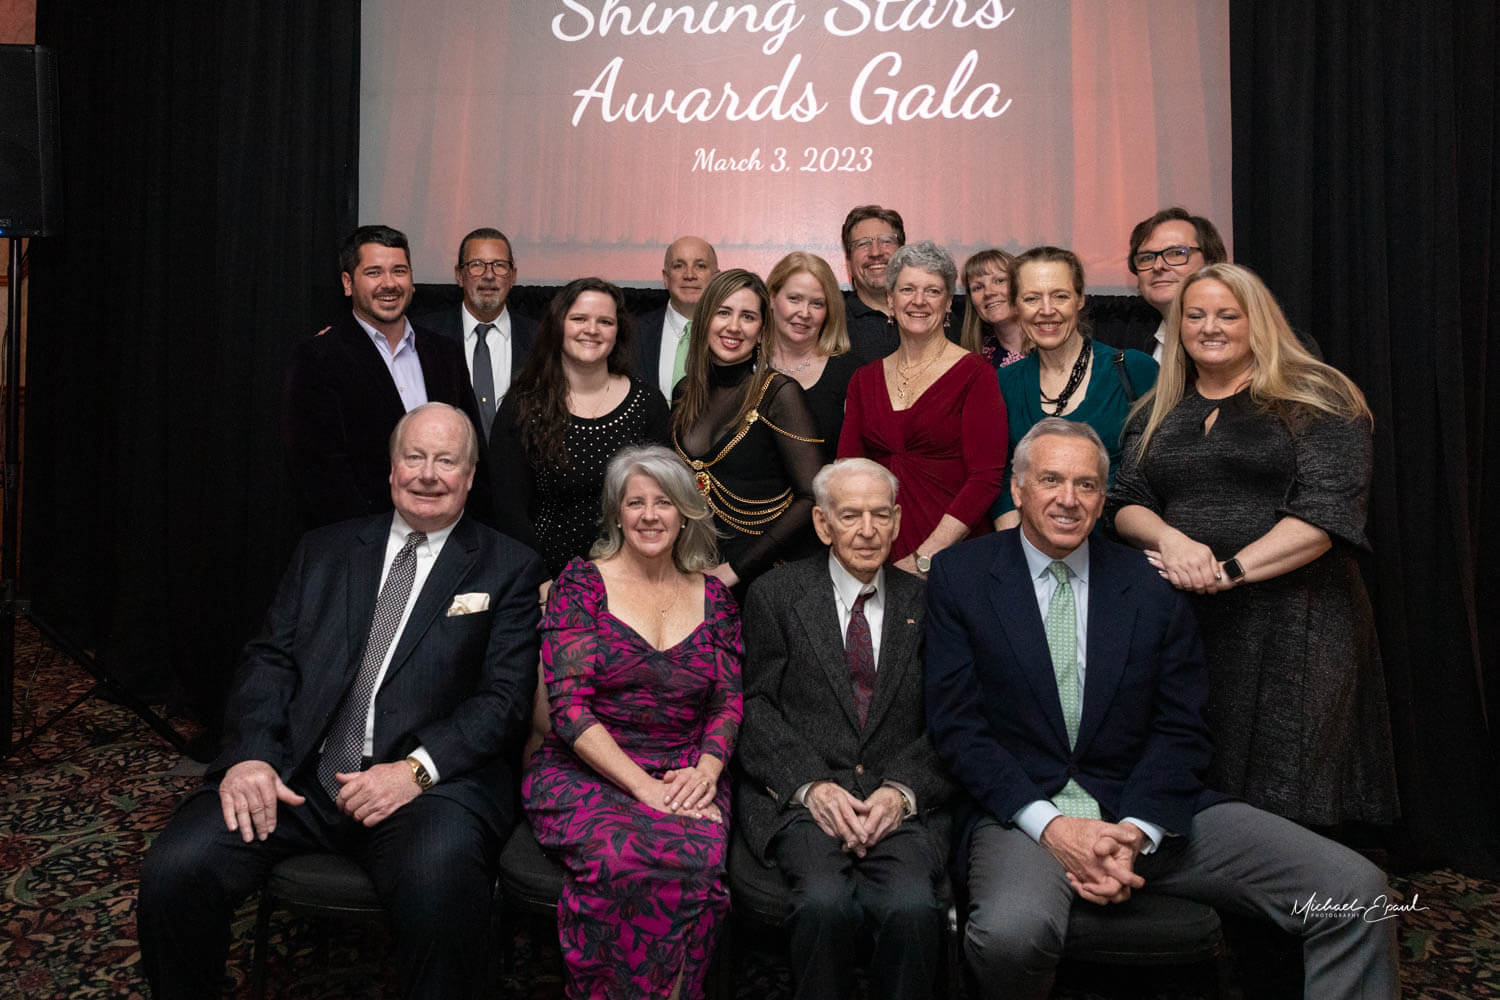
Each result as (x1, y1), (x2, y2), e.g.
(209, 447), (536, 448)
(837, 241), (1008, 576)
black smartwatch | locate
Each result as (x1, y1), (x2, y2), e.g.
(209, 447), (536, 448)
(1222, 558), (1246, 583)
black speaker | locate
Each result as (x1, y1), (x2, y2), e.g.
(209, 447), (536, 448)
(0, 44), (60, 237)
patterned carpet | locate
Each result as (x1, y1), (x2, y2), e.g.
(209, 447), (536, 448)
(2, 620), (1497, 998)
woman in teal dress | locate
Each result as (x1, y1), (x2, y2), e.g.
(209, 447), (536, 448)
(990, 246), (1158, 528)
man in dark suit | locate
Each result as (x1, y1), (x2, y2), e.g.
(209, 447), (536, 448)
(283, 224), (491, 529)
(140, 403), (543, 1000)
(739, 458), (953, 1000)
(925, 418), (1398, 999)
(415, 226), (538, 440)
(634, 234), (717, 398)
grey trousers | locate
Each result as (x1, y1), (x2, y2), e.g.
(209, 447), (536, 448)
(964, 802), (1399, 1000)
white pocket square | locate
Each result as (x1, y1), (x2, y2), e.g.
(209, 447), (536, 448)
(446, 592), (490, 616)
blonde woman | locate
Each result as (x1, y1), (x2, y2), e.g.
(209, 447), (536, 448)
(766, 252), (861, 462)
(1110, 263), (1397, 827)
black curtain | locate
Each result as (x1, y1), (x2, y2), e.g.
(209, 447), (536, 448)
(1232, 0), (1500, 875)
(24, 4), (359, 729)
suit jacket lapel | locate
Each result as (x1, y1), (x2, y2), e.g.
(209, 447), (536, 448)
(347, 516), (388, 670)
(865, 570), (919, 730)
(1077, 542), (1132, 752)
(384, 517), (478, 683)
(336, 315), (406, 420)
(988, 535), (1070, 750)
(792, 563), (863, 731)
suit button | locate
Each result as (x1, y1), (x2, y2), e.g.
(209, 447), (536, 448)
(854, 764), (865, 775)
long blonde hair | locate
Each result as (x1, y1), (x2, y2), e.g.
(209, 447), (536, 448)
(960, 248), (1015, 354)
(1130, 263), (1372, 458)
(766, 252), (849, 357)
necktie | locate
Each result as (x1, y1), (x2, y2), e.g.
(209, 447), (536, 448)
(317, 530), (426, 800)
(471, 323), (497, 439)
(1045, 560), (1100, 819)
(671, 321), (692, 391)
(846, 589), (877, 727)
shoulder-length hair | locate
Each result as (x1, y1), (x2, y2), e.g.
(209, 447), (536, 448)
(1130, 263), (1372, 458)
(960, 248), (1015, 355)
(590, 445), (719, 572)
(767, 252), (849, 357)
(508, 277), (634, 467)
(671, 268), (774, 439)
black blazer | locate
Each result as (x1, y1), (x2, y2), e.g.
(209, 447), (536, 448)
(634, 306), (668, 389)
(281, 312), (492, 529)
(212, 513), (544, 837)
(737, 554), (953, 862)
(923, 529), (1225, 873)
(415, 304), (539, 383)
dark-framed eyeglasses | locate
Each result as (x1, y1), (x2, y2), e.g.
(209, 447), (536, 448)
(1131, 245), (1200, 270)
(849, 234), (901, 253)
(462, 259), (514, 278)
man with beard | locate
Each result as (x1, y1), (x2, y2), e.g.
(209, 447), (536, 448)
(283, 225), (491, 528)
(416, 227), (537, 442)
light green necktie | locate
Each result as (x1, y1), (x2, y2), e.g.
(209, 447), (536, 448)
(672, 321), (692, 389)
(1046, 560), (1100, 819)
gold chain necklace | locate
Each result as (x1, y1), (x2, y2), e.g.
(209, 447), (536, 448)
(894, 344), (944, 405)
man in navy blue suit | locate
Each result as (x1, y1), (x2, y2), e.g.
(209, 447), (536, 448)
(924, 418), (1397, 999)
(141, 403), (542, 999)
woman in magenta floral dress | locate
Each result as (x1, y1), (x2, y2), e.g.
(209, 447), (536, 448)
(523, 444), (742, 999)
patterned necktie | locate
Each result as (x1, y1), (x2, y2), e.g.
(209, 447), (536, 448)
(317, 531), (426, 800)
(1045, 560), (1100, 819)
(846, 589), (877, 727)
(671, 321), (692, 390)
(471, 323), (497, 439)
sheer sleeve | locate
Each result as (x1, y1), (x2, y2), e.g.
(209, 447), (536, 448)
(728, 375), (822, 580)
(1280, 413), (1373, 549)
(698, 576), (744, 761)
(541, 559), (605, 744)
(486, 392), (541, 553)
(946, 358), (1008, 527)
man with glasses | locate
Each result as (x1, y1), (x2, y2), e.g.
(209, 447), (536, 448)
(283, 225), (492, 529)
(418, 227), (537, 442)
(1125, 206), (1229, 361)
(841, 205), (906, 360)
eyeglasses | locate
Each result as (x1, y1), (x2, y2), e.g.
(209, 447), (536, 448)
(849, 235), (901, 253)
(462, 259), (514, 278)
(1131, 245), (1200, 271)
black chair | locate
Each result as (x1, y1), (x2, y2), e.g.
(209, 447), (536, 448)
(249, 852), (386, 1000)
(493, 819), (566, 973)
(1060, 893), (1232, 997)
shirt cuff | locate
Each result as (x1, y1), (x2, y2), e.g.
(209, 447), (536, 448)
(793, 781), (816, 806)
(1120, 816), (1164, 854)
(882, 780), (917, 816)
(1013, 800), (1061, 843)
(408, 746), (439, 784)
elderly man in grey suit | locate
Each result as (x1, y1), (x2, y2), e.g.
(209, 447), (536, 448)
(739, 457), (953, 1000)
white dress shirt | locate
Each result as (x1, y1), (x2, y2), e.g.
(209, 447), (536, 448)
(354, 313), (427, 411)
(357, 513), (457, 781)
(1010, 531), (1164, 851)
(1151, 319), (1166, 363)
(461, 303), (513, 398)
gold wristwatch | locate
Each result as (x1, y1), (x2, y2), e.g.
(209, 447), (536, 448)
(406, 756), (433, 791)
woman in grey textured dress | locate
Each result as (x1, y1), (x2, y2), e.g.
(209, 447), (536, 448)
(1110, 263), (1398, 827)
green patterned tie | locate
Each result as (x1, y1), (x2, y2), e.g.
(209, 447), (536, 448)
(672, 321), (692, 388)
(1046, 560), (1100, 820)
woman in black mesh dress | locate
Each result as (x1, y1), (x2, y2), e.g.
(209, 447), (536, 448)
(671, 268), (822, 597)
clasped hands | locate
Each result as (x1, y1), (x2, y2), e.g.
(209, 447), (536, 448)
(806, 781), (907, 857)
(1040, 815), (1148, 905)
(643, 756), (724, 824)
(218, 759), (421, 842)
(1145, 531), (1236, 595)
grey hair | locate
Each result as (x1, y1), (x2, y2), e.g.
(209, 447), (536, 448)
(884, 240), (957, 298)
(1011, 418), (1108, 485)
(811, 458), (899, 511)
(590, 445), (719, 573)
(388, 402), (479, 469)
